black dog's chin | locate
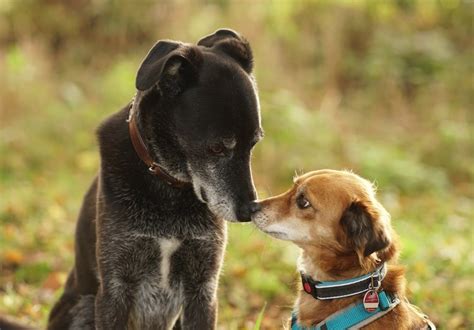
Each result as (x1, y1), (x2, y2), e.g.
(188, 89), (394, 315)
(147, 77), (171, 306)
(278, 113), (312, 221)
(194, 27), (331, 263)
(200, 187), (209, 203)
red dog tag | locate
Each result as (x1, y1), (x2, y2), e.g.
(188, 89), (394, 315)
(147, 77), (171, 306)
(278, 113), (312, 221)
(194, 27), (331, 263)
(363, 290), (379, 312)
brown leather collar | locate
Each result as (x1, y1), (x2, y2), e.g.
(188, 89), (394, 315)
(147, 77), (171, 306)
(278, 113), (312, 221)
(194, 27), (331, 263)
(127, 104), (190, 188)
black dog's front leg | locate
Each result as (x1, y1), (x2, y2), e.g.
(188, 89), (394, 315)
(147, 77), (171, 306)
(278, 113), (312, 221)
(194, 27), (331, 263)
(181, 293), (217, 330)
(177, 236), (225, 329)
(94, 239), (135, 330)
(95, 280), (133, 330)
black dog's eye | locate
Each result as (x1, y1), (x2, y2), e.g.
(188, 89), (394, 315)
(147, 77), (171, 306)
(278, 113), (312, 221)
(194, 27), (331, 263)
(296, 194), (311, 209)
(209, 143), (225, 156)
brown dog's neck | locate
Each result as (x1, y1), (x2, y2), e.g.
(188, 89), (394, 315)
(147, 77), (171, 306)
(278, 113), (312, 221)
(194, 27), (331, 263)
(298, 234), (400, 281)
(298, 245), (378, 281)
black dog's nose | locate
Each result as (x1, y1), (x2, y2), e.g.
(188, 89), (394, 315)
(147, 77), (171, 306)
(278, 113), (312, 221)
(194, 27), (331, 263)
(237, 201), (261, 222)
(249, 201), (261, 214)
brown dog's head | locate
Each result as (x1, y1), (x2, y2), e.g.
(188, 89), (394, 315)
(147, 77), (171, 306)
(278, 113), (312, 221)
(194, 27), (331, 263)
(252, 170), (396, 271)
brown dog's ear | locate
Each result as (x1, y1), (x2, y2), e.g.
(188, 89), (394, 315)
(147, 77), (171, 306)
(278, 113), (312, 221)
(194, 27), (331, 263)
(198, 28), (253, 73)
(136, 41), (202, 94)
(340, 200), (391, 260)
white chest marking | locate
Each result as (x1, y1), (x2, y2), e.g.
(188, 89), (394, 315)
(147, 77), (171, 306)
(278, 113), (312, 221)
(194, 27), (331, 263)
(158, 238), (181, 290)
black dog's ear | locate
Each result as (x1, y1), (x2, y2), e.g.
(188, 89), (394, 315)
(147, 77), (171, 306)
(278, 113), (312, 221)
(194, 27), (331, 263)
(135, 40), (202, 94)
(198, 28), (253, 73)
(340, 201), (391, 260)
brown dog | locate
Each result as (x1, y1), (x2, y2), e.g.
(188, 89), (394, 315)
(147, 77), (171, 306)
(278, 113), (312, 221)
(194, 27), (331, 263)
(252, 169), (435, 329)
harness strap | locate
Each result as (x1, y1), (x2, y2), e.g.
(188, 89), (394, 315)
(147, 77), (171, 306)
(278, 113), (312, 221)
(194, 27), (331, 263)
(291, 291), (400, 330)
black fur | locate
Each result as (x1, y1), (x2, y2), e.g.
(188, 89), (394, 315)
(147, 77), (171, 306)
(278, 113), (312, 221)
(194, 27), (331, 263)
(47, 29), (262, 330)
(135, 41), (202, 93)
(340, 201), (390, 257)
(197, 28), (253, 73)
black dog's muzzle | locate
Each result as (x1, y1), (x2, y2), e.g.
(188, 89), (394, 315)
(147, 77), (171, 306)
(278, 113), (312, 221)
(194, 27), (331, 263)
(237, 201), (261, 222)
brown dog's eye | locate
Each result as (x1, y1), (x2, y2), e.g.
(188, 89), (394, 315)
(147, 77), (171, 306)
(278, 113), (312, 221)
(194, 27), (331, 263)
(209, 143), (225, 156)
(296, 194), (311, 209)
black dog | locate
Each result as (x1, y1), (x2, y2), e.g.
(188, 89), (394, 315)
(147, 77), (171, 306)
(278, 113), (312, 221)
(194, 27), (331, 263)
(47, 29), (262, 330)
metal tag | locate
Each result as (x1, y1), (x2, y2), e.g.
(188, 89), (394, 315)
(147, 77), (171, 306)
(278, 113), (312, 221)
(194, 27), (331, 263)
(363, 290), (379, 312)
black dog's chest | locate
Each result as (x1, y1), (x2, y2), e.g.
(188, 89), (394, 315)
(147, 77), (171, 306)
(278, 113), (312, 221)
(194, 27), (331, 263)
(127, 237), (184, 329)
(126, 234), (226, 329)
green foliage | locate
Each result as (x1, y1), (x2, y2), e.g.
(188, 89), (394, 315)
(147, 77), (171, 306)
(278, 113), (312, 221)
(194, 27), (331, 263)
(253, 302), (267, 330)
(14, 262), (51, 285)
(0, 0), (472, 329)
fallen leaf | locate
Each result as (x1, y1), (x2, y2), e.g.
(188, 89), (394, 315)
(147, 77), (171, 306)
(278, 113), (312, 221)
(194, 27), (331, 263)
(42, 271), (67, 290)
(4, 249), (24, 265)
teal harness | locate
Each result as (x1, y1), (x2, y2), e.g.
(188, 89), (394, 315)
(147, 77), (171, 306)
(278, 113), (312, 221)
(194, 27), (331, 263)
(291, 290), (400, 330)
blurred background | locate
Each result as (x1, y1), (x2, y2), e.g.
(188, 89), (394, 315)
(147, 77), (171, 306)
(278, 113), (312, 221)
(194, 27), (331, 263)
(0, 0), (472, 329)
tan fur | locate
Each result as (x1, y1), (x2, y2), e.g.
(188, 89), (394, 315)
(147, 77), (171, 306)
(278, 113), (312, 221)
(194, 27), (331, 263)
(253, 169), (432, 329)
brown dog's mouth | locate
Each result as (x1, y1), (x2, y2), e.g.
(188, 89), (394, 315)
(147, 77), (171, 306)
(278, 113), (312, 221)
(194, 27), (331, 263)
(265, 230), (288, 239)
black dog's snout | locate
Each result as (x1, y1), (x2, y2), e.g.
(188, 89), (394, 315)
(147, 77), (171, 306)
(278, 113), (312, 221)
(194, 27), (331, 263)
(237, 201), (261, 222)
(249, 201), (261, 214)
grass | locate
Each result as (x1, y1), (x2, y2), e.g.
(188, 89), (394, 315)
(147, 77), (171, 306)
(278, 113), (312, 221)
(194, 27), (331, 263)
(1, 1), (473, 329)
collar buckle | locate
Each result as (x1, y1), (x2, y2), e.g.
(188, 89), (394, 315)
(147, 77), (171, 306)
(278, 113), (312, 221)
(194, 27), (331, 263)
(148, 163), (158, 174)
(301, 272), (316, 295)
(369, 269), (382, 291)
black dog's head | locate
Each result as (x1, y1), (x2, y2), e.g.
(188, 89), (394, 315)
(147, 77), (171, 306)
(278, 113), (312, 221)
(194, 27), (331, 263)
(133, 29), (262, 222)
